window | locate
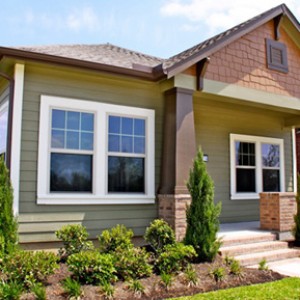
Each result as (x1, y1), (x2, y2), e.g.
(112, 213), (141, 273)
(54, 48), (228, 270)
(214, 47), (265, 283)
(108, 116), (146, 193)
(37, 95), (155, 205)
(0, 101), (8, 158)
(50, 109), (94, 192)
(266, 39), (288, 73)
(230, 134), (284, 200)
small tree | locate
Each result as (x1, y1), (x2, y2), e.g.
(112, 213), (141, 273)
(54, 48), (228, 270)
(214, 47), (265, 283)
(184, 148), (221, 262)
(0, 157), (18, 257)
(293, 174), (300, 246)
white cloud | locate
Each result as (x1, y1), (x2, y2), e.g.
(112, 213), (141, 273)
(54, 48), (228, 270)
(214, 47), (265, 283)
(66, 7), (100, 32)
(161, 0), (300, 34)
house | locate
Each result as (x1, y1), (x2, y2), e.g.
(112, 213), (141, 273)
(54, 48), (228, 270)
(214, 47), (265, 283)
(1, 4), (300, 244)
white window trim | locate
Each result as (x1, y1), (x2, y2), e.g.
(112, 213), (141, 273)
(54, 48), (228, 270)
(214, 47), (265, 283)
(37, 95), (155, 205)
(0, 100), (8, 154)
(230, 134), (285, 200)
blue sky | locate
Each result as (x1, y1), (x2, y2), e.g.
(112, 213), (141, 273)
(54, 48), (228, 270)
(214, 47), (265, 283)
(1, 1), (300, 58)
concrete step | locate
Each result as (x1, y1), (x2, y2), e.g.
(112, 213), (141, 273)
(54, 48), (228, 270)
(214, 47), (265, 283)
(235, 248), (300, 266)
(220, 240), (288, 257)
(220, 232), (276, 247)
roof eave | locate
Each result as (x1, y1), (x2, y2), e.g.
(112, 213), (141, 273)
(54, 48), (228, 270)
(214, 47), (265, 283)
(0, 47), (166, 82)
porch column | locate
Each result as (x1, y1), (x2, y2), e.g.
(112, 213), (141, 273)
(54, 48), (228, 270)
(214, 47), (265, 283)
(158, 87), (196, 240)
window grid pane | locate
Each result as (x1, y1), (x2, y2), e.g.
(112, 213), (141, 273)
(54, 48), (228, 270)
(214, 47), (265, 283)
(108, 116), (146, 154)
(0, 108), (8, 154)
(51, 109), (94, 151)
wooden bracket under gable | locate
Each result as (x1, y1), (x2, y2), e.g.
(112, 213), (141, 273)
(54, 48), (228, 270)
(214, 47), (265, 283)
(196, 57), (210, 91)
(274, 14), (284, 40)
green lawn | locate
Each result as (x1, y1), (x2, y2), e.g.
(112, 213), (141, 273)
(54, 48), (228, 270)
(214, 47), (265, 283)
(172, 278), (300, 300)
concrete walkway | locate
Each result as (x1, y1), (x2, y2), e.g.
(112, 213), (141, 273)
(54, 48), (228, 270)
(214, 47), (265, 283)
(218, 221), (300, 277)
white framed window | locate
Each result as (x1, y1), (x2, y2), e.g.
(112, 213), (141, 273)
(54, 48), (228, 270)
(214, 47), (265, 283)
(37, 95), (155, 205)
(230, 134), (285, 200)
(0, 101), (8, 157)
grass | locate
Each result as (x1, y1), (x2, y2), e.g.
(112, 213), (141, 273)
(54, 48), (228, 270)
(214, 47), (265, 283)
(171, 278), (300, 300)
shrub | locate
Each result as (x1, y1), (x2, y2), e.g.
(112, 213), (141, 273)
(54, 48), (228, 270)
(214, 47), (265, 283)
(293, 174), (300, 246)
(258, 258), (269, 271)
(185, 148), (222, 262)
(113, 247), (152, 280)
(2, 250), (58, 288)
(98, 224), (134, 253)
(0, 281), (23, 300)
(160, 272), (173, 290)
(184, 264), (198, 287)
(127, 279), (145, 297)
(210, 266), (226, 283)
(229, 259), (243, 276)
(31, 283), (46, 300)
(100, 282), (115, 300)
(144, 219), (176, 253)
(156, 243), (196, 274)
(56, 224), (94, 258)
(62, 278), (82, 299)
(67, 251), (117, 285)
(0, 157), (18, 257)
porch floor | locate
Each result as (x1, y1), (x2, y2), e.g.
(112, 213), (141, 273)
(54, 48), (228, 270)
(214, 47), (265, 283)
(217, 221), (264, 238)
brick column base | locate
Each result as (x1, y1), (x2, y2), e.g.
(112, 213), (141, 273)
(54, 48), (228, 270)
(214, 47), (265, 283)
(260, 192), (296, 238)
(158, 194), (191, 241)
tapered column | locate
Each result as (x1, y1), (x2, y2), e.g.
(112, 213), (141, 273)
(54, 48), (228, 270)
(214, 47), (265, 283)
(158, 87), (196, 240)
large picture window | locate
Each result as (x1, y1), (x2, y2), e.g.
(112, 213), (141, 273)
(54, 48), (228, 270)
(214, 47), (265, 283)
(230, 134), (284, 200)
(0, 102), (8, 158)
(37, 95), (155, 205)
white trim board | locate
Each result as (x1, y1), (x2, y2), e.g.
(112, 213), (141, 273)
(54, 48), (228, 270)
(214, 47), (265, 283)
(37, 95), (155, 205)
(11, 63), (25, 216)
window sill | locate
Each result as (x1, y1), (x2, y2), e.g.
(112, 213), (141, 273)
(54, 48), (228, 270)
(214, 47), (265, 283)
(231, 194), (260, 201)
(37, 194), (156, 205)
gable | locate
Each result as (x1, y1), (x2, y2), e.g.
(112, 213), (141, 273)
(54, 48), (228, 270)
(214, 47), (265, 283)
(183, 21), (300, 98)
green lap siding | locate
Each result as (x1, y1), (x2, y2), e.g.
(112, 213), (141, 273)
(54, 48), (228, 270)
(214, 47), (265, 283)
(194, 96), (294, 223)
(18, 63), (163, 243)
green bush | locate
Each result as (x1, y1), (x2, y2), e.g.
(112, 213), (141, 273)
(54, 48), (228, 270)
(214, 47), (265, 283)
(113, 247), (152, 280)
(0, 157), (18, 257)
(56, 224), (94, 258)
(144, 219), (176, 253)
(31, 283), (46, 300)
(185, 148), (222, 262)
(210, 266), (226, 283)
(67, 251), (117, 285)
(98, 224), (134, 253)
(2, 250), (58, 288)
(156, 243), (196, 274)
(0, 281), (23, 300)
(62, 278), (82, 299)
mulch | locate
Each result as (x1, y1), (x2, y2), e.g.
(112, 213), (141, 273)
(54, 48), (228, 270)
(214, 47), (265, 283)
(20, 255), (286, 300)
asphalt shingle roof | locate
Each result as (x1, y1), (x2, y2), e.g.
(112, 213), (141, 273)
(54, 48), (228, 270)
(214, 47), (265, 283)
(15, 43), (164, 69)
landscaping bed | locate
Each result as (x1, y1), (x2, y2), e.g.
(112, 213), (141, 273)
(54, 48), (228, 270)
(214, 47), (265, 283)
(17, 256), (285, 300)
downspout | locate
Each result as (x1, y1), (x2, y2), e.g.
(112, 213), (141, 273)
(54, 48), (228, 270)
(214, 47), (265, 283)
(0, 71), (14, 171)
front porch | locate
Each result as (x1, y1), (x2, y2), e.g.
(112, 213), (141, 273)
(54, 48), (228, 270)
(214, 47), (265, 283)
(218, 221), (300, 266)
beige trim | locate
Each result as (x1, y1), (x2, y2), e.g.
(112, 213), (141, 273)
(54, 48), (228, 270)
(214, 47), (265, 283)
(11, 63), (25, 216)
(203, 79), (300, 112)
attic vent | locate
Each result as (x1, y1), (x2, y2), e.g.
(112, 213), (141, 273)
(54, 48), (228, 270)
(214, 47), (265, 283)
(266, 39), (288, 73)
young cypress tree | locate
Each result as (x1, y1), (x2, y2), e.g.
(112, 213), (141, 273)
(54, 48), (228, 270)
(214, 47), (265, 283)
(0, 157), (18, 256)
(184, 148), (221, 262)
(293, 174), (300, 246)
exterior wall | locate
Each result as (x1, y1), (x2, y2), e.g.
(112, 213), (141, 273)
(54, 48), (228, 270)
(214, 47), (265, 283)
(205, 21), (300, 98)
(194, 96), (294, 223)
(184, 21), (300, 98)
(18, 63), (164, 243)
